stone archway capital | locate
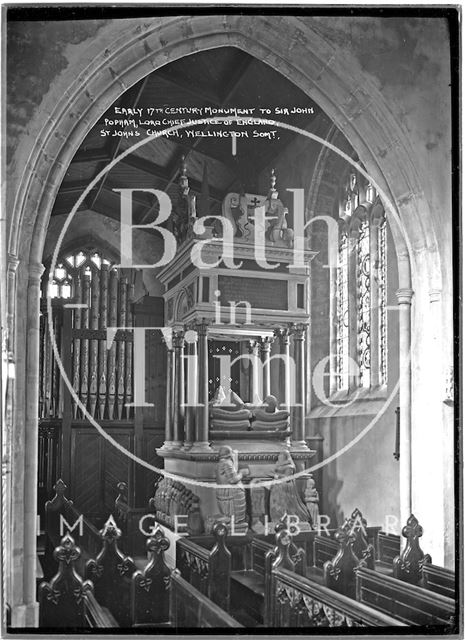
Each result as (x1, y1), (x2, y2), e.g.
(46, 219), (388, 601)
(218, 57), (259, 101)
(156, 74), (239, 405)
(396, 288), (414, 305)
(28, 262), (45, 281)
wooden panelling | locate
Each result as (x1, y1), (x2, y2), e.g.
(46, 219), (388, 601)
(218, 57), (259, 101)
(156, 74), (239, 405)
(134, 295), (166, 428)
(71, 428), (133, 523)
(103, 432), (133, 513)
(71, 430), (103, 518)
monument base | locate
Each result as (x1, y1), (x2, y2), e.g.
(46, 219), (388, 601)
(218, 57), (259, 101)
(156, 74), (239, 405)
(156, 436), (316, 530)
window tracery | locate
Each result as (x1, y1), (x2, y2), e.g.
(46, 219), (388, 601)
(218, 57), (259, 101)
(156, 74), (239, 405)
(48, 250), (113, 299)
(335, 172), (387, 392)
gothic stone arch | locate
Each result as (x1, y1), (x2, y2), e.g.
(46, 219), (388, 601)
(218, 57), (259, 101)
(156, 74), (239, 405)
(6, 15), (449, 625)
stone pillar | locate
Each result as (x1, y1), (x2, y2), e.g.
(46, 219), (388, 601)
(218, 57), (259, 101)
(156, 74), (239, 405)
(4, 256), (19, 623)
(259, 336), (274, 398)
(23, 262), (44, 626)
(172, 330), (185, 447)
(269, 338), (281, 399)
(275, 328), (291, 410)
(161, 340), (175, 449)
(191, 322), (212, 451)
(183, 330), (197, 449)
(246, 340), (259, 404)
(396, 288), (414, 527)
(291, 323), (308, 450)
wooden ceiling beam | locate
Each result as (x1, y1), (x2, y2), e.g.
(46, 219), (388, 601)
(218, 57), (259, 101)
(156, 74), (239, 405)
(120, 155), (224, 203)
(139, 124), (237, 170)
(101, 183), (154, 209)
(162, 54), (255, 194)
(88, 77), (150, 211)
(71, 149), (110, 164)
(56, 182), (90, 195)
(154, 70), (222, 106)
(83, 200), (124, 223)
(220, 53), (254, 105)
(253, 115), (318, 177)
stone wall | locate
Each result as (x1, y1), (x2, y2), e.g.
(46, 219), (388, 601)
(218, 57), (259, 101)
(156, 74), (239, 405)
(4, 13), (456, 625)
(258, 122), (401, 532)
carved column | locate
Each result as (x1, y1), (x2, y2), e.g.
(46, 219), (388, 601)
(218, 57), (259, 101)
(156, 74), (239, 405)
(172, 330), (185, 447)
(183, 328), (198, 449)
(259, 336), (274, 398)
(396, 288), (414, 526)
(246, 340), (259, 404)
(161, 336), (175, 449)
(275, 328), (291, 410)
(191, 322), (212, 451)
(24, 262), (45, 623)
(4, 255), (19, 620)
(291, 324), (308, 449)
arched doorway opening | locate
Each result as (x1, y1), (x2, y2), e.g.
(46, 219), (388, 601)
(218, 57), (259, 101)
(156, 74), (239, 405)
(6, 16), (451, 626)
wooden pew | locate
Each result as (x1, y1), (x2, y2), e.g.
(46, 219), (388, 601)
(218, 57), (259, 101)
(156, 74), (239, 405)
(312, 534), (339, 569)
(308, 509), (377, 592)
(274, 520), (307, 570)
(130, 529), (172, 627)
(230, 524), (307, 625)
(377, 531), (401, 568)
(43, 478), (101, 578)
(312, 509), (378, 572)
(313, 527), (379, 570)
(39, 533), (118, 629)
(323, 527), (360, 598)
(266, 530), (406, 628)
(85, 518), (136, 627)
(378, 519), (455, 598)
(42, 519), (241, 629)
(316, 513), (456, 610)
(421, 563), (455, 599)
(260, 525), (318, 567)
(85, 591), (118, 628)
(269, 567), (406, 628)
(230, 537), (276, 625)
(230, 512), (371, 620)
(276, 515), (457, 627)
(114, 480), (148, 557)
(169, 571), (243, 628)
(265, 569), (405, 628)
(393, 513), (432, 584)
(355, 566), (456, 627)
(176, 521), (232, 612)
(348, 508), (377, 569)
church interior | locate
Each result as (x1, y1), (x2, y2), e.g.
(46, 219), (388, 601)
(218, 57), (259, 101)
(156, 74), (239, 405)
(3, 12), (458, 632)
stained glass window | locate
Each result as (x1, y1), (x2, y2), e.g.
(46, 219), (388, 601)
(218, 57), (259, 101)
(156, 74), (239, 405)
(335, 172), (387, 391)
(48, 263), (73, 299)
(357, 219), (371, 387)
(378, 219), (387, 385)
(336, 231), (349, 390)
(47, 250), (113, 299)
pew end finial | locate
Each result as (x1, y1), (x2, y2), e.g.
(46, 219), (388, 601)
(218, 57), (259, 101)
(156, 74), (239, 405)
(39, 533), (93, 628)
(393, 513), (432, 584)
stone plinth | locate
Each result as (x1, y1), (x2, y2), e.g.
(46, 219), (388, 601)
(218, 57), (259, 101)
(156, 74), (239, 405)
(157, 439), (316, 527)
